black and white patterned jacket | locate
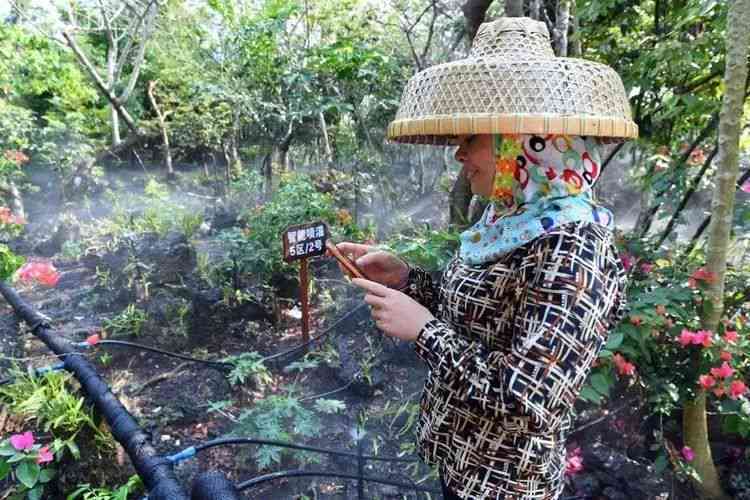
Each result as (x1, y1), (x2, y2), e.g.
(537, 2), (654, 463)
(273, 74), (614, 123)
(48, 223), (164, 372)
(404, 221), (627, 499)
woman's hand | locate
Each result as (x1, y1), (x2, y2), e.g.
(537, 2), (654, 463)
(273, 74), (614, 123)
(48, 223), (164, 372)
(351, 278), (434, 342)
(330, 242), (409, 289)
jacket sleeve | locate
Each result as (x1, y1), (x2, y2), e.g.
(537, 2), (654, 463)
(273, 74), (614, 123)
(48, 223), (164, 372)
(401, 265), (440, 316)
(413, 228), (626, 433)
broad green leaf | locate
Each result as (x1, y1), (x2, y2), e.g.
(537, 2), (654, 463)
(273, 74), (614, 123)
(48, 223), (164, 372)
(590, 373), (611, 397)
(16, 461), (40, 489)
(605, 331), (624, 350)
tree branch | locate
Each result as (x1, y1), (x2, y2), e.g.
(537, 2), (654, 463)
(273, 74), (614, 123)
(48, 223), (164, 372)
(62, 30), (139, 135)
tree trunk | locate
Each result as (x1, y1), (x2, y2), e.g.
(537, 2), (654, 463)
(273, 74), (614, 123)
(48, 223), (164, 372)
(569, 1), (581, 57)
(684, 1), (750, 498)
(529, 0), (542, 20)
(318, 111), (333, 167)
(461, 0), (494, 40)
(451, 0), (493, 225)
(553, 0), (571, 57)
(505, 0), (523, 16)
(146, 81), (174, 179)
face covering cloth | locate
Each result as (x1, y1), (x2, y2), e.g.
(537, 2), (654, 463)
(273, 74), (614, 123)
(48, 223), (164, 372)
(459, 134), (614, 265)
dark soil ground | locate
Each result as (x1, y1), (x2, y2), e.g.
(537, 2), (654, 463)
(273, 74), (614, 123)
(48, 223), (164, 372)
(0, 162), (747, 499)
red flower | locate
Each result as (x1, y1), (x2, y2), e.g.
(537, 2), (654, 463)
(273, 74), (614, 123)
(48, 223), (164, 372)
(629, 316), (642, 326)
(710, 362), (734, 379)
(640, 263), (654, 273)
(720, 351), (732, 361)
(613, 353), (636, 376)
(724, 330), (738, 343)
(699, 374), (716, 389)
(36, 445), (53, 464)
(16, 261), (60, 288)
(86, 334), (101, 346)
(730, 380), (747, 400)
(688, 267), (717, 288)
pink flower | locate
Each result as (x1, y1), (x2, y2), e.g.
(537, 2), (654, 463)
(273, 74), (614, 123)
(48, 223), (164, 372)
(9, 431), (35, 451)
(565, 447), (584, 476)
(620, 253), (633, 271)
(679, 329), (695, 347)
(681, 446), (695, 462)
(86, 334), (101, 346)
(730, 380), (747, 400)
(36, 446), (53, 464)
(713, 386), (726, 398)
(725, 331), (738, 343)
(741, 180), (750, 194)
(720, 351), (732, 361)
(693, 330), (713, 347)
(710, 362), (734, 379)
(640, 263), (654, 273)
(699, 374), (716, 389)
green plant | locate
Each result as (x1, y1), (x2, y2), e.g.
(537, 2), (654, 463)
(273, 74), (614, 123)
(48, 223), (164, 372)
(0, 370), (112, 453)
(67, 475), (143, 500)
(224, 352), (272, 387)
(0, 431), (59, 500)
(0, 244), (24, 281)
(383, 225), (460, 271)
(98, 353), (112, 367)
(60, 240), (85, 261)
(218, 174), (373, 287)
(232, 390), (342, 470)
(144, 178), (170, 200)
(103, 305), (147, 337)
(94, 266), (113, 290)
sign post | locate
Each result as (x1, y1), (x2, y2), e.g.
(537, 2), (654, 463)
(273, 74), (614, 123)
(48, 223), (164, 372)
(282, 222), (328, 345)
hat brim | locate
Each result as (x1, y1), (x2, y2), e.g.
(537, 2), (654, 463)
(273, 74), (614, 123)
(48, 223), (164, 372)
(387, 113), (638, 145)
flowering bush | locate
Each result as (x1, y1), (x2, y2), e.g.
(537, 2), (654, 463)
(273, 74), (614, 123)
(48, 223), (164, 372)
(580, 233), (750, 477)
(0, 431), (58, 500)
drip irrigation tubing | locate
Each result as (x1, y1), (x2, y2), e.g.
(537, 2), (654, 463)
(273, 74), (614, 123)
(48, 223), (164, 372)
(235, 469), (440, 494)
(166, 437), (419, 464)
(78, 339), (234, 370)
(261, 301), (369, 365)
(0, 281), (239, 500)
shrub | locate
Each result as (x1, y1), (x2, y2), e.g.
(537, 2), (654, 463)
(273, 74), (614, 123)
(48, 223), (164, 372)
(216, 173), (373, 286)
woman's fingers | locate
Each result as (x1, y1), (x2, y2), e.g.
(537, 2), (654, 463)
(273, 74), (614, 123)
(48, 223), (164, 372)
(335, 242), (371, 259)
(364, 293), (386, 309)
(352, 278), (390, 297)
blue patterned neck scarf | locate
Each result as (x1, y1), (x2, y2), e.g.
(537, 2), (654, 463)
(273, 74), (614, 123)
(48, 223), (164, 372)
(459, 134), (614, 265)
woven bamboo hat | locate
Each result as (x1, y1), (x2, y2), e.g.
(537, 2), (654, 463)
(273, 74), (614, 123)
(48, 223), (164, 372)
(387, 17), (638, 145)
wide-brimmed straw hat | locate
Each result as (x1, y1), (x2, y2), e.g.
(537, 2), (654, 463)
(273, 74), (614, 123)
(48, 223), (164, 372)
(387, 17), (638, 145)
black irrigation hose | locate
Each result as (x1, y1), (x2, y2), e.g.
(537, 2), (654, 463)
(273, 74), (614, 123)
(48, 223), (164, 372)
(262, 301), (369, 365)
(92, 340), (233, 371)
(235, 469), (441, 494)
(0, 281), (190, 500)
(168, 437), (418, 464)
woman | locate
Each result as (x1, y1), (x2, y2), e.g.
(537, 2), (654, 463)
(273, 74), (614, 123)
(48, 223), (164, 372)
(335, 17), (634, 500)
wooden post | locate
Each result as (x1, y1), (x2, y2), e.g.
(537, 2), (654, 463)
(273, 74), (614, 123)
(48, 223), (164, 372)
(299, 258), (310, 345)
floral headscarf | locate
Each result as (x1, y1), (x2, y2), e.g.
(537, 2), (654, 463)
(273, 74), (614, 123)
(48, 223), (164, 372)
(459, 134), (614, 265)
